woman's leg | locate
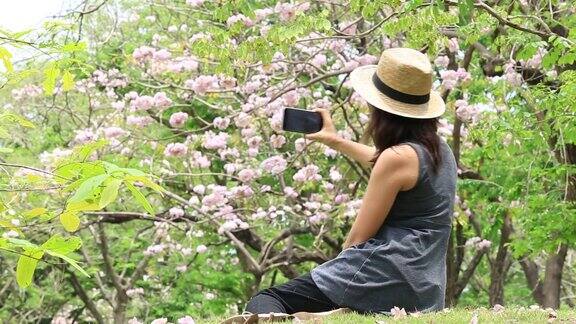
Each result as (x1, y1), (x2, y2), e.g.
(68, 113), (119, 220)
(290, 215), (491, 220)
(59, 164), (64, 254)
(244, 272), (340, 314)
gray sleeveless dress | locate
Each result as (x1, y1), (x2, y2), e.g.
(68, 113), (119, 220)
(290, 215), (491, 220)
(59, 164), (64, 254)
(310, 137), (457, 314)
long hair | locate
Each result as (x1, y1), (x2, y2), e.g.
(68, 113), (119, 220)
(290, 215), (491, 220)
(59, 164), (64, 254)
(364, 103), (442, 174)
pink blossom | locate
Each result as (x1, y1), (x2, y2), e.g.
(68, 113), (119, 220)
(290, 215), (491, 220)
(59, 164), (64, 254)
(434, 55), (450, 68)
(295, 138), (311, 152)
(335, 194), (349, 204)
(186, 0), (204, 7)
(177, 316), (196, 324)
(227, 14), (254, 27)
(202, 131), (229, 150)
(241, 80), (261, 94)
(524, 48), (546, 68)
(324, 146), (338, 158)
(282, 90), (300, 106)
(275, 3), (297, 21)
(309, 212), (328, 224)
(151, 319), (168, 324)
(492, 304), (505, 313)
(128, 318), (143, 324)
(477, 239), (492, 250)
(328, 39), (346, 53)
(196, 244), (207, 253)
(329, 167), (342, 182)
(185, 75), (219, 95)
(440, 70), (459, 90)
(169, 112), (189, 128)
(201, 191), (228, 208)
(219, 75), (237, 89)
(74, 129), (97, 144)
(126, 287), (144, 298)
(153, 92), (172, 108)
(164, 143), (188, 157)
(169, 207), (185, 217)
(283, 186), (298, 198)
(103, 126), (127, 139)
(255, 8), (273, 21)
(193, 184), (206, 194)
(238, 168), (259, 183)
(231, 185), (254, 198)
(246, 136), (262, 149)
(355, 54), (378, 66)
(260, 155), (288, 174)
(132, 46), (155, 62)
(213, 116), (230, 129)
(311, 54), (327, 68)
(152, 49), (171, 61)
(144, 244), (164, 256)
(456, 68), (472, 82)
(131, 95), (155, 110)
(339, 20), (357, 35)
(176, 265), (187, 272)
(126, 115), (153, 128)
(447, 37), (459, 53)
(455, 100), (480, 123)
(391, 306), (407, 319)
(112, 101), (125, 110)
(270, 134), (286, 148)
(293, 164), (322, 182)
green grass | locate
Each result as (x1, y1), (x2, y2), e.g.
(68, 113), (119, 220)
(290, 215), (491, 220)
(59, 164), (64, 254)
(203, 306), (576, 323)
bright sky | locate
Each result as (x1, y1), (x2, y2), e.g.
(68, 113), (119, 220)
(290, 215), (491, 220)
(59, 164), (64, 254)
(0, 0), (80, 66)
(0, 0), (74, 32)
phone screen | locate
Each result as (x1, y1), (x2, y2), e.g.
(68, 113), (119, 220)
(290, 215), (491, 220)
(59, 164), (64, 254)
(282, 108), (323, 134)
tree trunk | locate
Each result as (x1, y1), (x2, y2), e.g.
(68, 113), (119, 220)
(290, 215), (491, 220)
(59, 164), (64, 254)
(445, 226), (457, 307)
(542, 243), (569, 309)
(488, 211), (513, 306)
(113, 290), (128, 324)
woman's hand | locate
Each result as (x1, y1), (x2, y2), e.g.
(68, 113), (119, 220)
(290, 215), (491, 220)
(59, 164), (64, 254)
(304, 108), (341, 147)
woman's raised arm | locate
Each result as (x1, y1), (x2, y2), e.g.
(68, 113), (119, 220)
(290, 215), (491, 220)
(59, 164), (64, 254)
(305, 108), (377, 168)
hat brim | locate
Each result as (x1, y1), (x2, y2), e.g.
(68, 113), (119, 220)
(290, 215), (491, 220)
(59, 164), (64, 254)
(349, 65), (446, 119)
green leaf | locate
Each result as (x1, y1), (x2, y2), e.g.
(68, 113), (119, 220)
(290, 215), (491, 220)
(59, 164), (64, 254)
(0, 46), (13, 72)
(125, 182), (155, 215)
(59, 211), (80, 232)
(41, 234), (82, 255)
(45, 250), (89, 277)
(68, 174), (110, 203)
(16, 248), (44, 288)
(74, 139), (108, 161)
(24, 208), (47, 219)
(98, 178), (122, 209)
(6, 238), (37, 249)
(42, 64), (61, 96)
(0, 147), (13, 153)
(62, 70), (75, 91)
(66, 200), (101, 212)
(0, 220), (23, 236)
(123, 175), (163, 194)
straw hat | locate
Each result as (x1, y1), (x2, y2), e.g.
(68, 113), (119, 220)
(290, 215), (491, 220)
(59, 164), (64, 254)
(350, 47), (445, 119)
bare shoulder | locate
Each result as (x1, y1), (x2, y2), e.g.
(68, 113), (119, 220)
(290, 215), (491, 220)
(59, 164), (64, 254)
(373, 143), (419, 191)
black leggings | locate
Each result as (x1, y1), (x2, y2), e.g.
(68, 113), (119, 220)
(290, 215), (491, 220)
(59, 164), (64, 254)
(244, 272), (340, 314)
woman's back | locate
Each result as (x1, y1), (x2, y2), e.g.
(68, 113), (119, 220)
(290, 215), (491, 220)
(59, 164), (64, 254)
(310, 136), (458, 314)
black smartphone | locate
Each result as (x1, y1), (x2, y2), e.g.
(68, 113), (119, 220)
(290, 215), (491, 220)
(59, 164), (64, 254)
(282, 107), (323, 134)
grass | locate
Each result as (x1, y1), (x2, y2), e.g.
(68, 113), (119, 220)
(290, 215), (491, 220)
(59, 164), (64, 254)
(203, 306), (576, 323)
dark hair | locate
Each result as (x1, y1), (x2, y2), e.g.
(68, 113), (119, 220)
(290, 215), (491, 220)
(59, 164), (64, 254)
(365, 103), (442, 174)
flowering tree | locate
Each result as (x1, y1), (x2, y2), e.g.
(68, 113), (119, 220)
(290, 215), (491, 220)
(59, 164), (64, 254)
(0, 0), (575, 322)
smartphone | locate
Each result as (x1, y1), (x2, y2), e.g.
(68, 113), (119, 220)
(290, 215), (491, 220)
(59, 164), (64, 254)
(282, 107), (323, 134)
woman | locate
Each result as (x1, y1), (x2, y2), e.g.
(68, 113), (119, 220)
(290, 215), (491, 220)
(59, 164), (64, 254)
(244, 47), (457, 316)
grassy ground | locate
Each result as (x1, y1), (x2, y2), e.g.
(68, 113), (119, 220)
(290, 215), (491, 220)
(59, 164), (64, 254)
(205, 306), (576, 323)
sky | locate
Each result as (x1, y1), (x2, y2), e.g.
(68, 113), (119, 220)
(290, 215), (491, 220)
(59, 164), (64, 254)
(0, 0), (80, 66)
(0, 0), (75, 32)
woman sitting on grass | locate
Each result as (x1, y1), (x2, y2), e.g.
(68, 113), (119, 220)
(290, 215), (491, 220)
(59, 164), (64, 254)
(244, 47), (458, 317)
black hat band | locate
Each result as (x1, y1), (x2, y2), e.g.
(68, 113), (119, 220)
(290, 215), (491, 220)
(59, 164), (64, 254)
(371, 72), (430, 105)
